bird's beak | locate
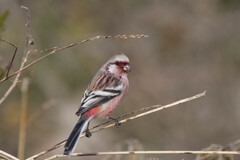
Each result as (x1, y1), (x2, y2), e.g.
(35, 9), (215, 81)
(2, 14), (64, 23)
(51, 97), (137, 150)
(123, 64), (131, 73)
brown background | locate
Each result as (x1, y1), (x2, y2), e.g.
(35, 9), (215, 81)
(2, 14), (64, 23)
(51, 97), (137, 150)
(0, 1), (240, 160)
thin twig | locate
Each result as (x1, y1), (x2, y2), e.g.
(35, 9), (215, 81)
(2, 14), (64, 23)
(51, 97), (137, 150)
(0, 34), (148, 83)
(44, 150), (240, 160)
(0, 150), (19, 160)
(0, 6), (32, 106)
(0, 39), (18, 78)
(31, 47), (57, 54)
(26, 91), (206, 160)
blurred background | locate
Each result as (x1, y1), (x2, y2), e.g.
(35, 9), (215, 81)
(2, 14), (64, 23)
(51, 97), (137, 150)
(0, 0), (240, 160)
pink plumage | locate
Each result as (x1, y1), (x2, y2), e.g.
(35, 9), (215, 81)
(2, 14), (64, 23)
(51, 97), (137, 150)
(64, 54), (130, 155)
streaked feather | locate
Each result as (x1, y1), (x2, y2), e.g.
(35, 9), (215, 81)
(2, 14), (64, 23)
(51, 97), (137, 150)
(76, 71), (124, 116)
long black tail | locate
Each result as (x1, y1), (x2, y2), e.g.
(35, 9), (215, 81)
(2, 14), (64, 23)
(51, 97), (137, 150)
(64, 116), (91, 155)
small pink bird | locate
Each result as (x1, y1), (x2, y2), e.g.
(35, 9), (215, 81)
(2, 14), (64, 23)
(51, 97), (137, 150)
(64, 54), (130, 155)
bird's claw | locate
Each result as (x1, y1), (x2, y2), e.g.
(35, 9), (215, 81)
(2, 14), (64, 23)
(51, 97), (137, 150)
(85, 129), (92, 138)
(115, 120), (121, 128)
(107, 117), (121, 128)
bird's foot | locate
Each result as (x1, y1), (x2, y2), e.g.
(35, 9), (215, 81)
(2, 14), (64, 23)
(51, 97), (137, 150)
(85, 128), (92, 138)
(107, 117), (121, 128)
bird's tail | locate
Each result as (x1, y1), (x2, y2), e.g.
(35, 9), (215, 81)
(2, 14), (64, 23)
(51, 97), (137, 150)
(64, 115), (92, 155)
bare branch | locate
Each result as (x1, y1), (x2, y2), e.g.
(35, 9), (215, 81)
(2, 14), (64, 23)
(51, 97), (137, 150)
(0, 6), (33, 106)
(26, 91), (206, 160)
(44, 150), (240, 160)
(0, 34), (148, 83)
(0, 150), (19, 160)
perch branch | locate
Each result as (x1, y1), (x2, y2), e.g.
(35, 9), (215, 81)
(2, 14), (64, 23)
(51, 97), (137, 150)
(0, 34), (148, 83)
(89, 101), (161, 130)
(26, 91), (206, 160)
(44, 150), (240, 160)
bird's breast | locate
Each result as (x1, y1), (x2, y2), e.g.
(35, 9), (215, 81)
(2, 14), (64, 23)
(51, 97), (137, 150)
(97, 94), (124, 118)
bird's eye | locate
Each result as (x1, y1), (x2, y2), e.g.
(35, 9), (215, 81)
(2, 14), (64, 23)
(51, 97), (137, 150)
(115, 61), (120, 66)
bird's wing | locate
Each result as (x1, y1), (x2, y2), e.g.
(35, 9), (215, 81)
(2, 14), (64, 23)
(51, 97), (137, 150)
(76, 72), (124, 116)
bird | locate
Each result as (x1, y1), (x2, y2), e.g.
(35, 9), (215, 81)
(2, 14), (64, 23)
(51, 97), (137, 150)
(64, 54), (131, 155)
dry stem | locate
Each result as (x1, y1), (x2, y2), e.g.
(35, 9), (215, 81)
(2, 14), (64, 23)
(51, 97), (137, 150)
(44, 150), (240, 160)
(26, 91), (206, 160)
(18, 78), (30, 160)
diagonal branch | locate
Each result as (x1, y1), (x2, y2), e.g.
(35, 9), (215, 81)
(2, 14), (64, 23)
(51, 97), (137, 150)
(0, 34), (148, 83)
(0, 6), (32, 106)
(44, 150), (240, 160)
(0, 150), (19, 160)
(0, 39), (18, 79)
(26, 91), (206, 160)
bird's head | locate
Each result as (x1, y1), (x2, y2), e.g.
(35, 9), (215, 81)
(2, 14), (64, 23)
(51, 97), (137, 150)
(103, 54), (131, 76)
